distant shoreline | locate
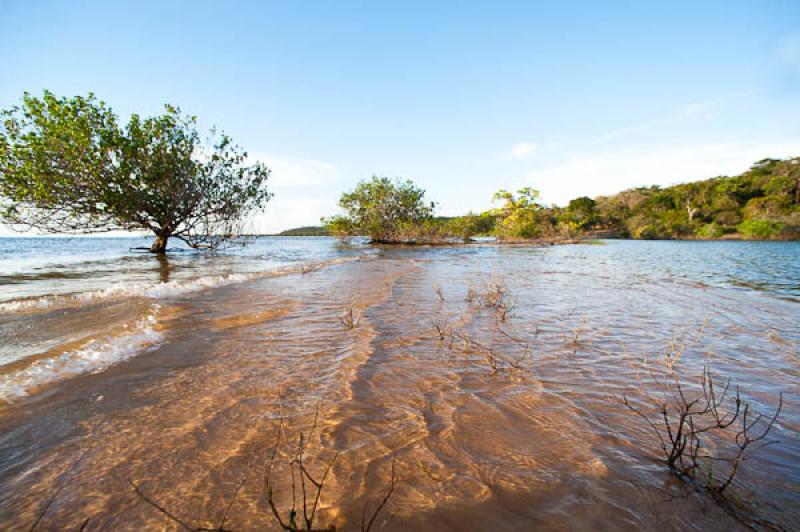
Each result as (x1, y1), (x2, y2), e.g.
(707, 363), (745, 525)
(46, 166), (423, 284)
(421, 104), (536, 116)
(1, 233), (797, 242)
(260, 230), (799, 243)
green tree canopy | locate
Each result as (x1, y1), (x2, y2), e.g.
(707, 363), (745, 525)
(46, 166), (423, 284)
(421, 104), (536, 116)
(323, 176), (436, 243)
(489, 187), (542, 239)
(565, 196), (597, 229)
(591, 157), (800, 240)
(0, 91), (272, 252)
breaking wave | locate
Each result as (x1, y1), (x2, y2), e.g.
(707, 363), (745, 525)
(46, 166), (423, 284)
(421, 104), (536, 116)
(0, 306), (163, 402)
(0, 255), (373, 314)
(0, 255), (375, 401)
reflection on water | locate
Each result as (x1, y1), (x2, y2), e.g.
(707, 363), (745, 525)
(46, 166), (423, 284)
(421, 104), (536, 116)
(0, 238), (797, 530)
(155, 253), (171, 284)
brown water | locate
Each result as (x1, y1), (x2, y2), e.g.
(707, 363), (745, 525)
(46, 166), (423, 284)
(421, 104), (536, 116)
(0, 241), (798, 530)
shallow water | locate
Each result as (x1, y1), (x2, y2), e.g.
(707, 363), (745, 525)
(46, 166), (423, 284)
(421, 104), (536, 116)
(0, 238), (798, 530)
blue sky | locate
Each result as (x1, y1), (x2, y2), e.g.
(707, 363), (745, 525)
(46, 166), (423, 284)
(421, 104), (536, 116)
(2, 0), (799, 233)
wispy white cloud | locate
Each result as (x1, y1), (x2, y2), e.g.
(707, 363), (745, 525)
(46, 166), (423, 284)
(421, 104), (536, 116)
(594, 91), (759, 144)
(249, 154), (341, 187)
(251, 196), (334, 233)
(243, 154), (344, 232)
(527, 139), (800, 206)
(678, 102), (710, 116)
(593, 117), (676, 144)
(510, 142), (538, 160)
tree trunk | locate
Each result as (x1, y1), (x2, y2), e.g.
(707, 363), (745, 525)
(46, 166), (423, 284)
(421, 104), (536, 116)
(150, 233), (169, 253)
(686, 200), (697, 221)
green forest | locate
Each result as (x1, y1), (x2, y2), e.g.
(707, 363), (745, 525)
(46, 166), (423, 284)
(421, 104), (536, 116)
(590, 157), (800, 240)
(310, 157), (800, 242)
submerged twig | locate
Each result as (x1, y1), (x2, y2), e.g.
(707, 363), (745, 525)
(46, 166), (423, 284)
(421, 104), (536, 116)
(361, 456), (397, 532)
(339, 304), (360, 329)
(624, 360), (784, 496)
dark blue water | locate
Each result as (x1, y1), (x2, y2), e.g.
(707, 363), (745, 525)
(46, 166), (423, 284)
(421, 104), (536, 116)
(551, 240), (800, 302)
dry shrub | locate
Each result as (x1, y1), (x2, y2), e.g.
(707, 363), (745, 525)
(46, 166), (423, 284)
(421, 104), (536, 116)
(624, 360), (783, 495)
(433, 284), (444, 302)
(432, 320), (533, 374)
(339, 304), (360, 329)
(128, 402), (397, 531)
(265, 406), (396, 532)
(467, 278), (515, 322)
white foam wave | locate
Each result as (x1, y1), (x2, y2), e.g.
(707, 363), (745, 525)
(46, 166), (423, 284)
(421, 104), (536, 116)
(0, 307), (163, 402)
(0, 255), (373, 401)
(0, 255), (371, 314)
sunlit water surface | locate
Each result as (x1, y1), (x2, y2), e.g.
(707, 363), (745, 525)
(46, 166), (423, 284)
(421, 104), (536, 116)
(0, 237), (798, 530)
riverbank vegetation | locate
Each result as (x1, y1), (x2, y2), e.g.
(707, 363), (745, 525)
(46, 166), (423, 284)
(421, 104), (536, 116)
(320, 177), (546, 244)
(595, 157), (800, 240)
(321, 176), (438, 243)
(322, 158), (799, 243)
(278, 226), (331, 236)
(2, 92), (798, 247)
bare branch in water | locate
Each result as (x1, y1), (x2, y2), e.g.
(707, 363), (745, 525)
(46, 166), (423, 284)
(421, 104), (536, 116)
(29, 485), (65, 532)
(433, 284), (444, 302)
(129, 479), (197, 531)
(29, 446), (87, 531)
(718, 392), (783, 493)
(217, 454), (258, 530)
(361, 456), (397, 532)
(339, 304), (360, 329)
(624, 360), (783, 497)
(264, 401), (398, 532)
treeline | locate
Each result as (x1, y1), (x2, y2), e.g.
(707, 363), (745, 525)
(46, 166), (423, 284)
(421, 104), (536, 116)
(4, 91), (794, 247)
(320, 158), (800, 242)
(593, 157), (800, 240)
(320, 177), (601, 243)
(277, 226), (330, 236)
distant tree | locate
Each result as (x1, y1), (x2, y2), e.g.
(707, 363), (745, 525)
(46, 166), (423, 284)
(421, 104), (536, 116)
(489, 187), (542, 239)
(737, 219), (785, 240)
(0, 91), (272, 252)
(278, 225), (330, 236)
(323, 176), (436, 243)
(761, 157), (800, 204)
(565, 196), (597, 229)
(445, 212), (496, 240)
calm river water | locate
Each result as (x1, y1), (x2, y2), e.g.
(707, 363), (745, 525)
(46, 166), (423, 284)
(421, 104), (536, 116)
(0, 237), (797, 530)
